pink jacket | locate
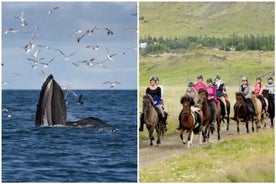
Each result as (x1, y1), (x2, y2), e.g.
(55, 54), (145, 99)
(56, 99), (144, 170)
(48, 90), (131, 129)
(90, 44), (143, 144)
(253, 83), (264, 96)
(194, 82), (207, 92)
(207, 85), (218, 103)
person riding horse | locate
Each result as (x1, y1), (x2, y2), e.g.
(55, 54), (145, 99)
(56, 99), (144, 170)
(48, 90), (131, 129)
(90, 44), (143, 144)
(206, 78), (217, 131)
(265, 77), (275, 96)
(176, 82), (201, 130)
(139, 76), (167, 132)
(231, 77), (254, 121)
(214, 75), (228, 118)
(252, 77), (267, 113)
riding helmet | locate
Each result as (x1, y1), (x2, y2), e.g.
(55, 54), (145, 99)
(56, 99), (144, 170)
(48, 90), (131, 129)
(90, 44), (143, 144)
(242, 77), (248, 81)
(188, 82), (194, 87)
(197, 75), (203, 79)
(150, 76), (158, 82)
(207, 78), (213, 83)
(256, 77), (261, 81)
(215, 74), (220, 79)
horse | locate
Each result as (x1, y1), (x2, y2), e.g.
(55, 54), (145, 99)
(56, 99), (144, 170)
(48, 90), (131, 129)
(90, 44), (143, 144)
(262, 89), (275, 128)
(235, 92), (255, 133)
(197, 88), (212, 142)
(179, 95), (203, 148)
(142, 94), (162, 146)
(218, 98), (231, 131)
(251, 92), (266, 130)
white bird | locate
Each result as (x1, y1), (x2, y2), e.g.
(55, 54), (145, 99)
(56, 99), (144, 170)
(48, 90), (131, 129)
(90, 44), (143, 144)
(24, 39), (35, 54)
(15, 11), (28, 26)
(85, 45), (99, 50)
(5, 28), (19, 34)
(40, 57), (55, 68)
(51, 48), (76, 60)
(72, 32), (86, 43)
(104, 47), (125, 61)
(11, 72), (22, 77)
(2, 108), (12, 118)
(81, 58), (95, 66)
(103, 81), (120, 88)
(48, 6), (59, 14)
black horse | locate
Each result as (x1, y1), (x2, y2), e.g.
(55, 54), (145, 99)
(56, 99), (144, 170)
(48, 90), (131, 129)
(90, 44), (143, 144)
(262, 89), (275, 128)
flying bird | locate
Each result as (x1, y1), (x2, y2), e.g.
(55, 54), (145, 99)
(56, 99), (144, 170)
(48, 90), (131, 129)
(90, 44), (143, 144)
(2, 108), (12, 118)
(5, 28), (19, 34)
(15, 11), (28, 26)
(103, 81), (120, 88)
(48, 6), (59, 14)
(104, 28), (114, 36)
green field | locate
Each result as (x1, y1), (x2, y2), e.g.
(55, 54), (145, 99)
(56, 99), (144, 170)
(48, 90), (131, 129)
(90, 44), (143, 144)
(139, 2), (274, 38)
(139, 129), (275, 182)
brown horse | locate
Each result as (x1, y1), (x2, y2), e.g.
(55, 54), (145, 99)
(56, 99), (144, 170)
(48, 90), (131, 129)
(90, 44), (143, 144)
(235, 92), (255, 133)
(142, 94), (162, 146)
(179, 95), (203, 148)
(251, 92), (266, 130)
(262, 89), (275, 128)
(197, 88), (212, 142)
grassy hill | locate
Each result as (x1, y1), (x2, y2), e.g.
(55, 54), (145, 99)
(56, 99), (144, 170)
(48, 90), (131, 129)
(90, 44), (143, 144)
(139, 2), (274, 38)
(139, 47), (274, 87)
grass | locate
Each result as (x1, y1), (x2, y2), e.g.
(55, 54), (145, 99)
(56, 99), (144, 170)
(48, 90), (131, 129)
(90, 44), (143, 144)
(139, 129), (275, 182)
(139, 2), (274, 38)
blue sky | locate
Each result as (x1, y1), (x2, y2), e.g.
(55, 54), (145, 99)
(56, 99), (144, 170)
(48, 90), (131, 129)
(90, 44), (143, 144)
(2, 2), (137, 89)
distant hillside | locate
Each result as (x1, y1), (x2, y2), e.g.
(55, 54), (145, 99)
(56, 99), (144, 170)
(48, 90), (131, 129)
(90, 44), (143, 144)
(139, 2), (274, 38)
(139, 48), (274, 87)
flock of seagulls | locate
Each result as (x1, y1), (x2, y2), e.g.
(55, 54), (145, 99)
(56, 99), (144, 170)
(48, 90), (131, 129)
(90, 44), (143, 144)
(2, 3), (137, 118)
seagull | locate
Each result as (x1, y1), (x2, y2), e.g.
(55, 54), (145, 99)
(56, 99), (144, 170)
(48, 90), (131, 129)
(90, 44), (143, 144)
(11, 72), (22, 77)
(40, 57), (55, 68)
(72, 32), (87, 43)
(104, 28), (114, 36)
(24, 39), (35, 54)
(5, 28), (19, 34)
(39, 70), (48, 80)
(71, 61), (82, 67)
(91, 61), (106, 68)
(15, 11), (28, 26)
(76, 94), (84, 105)
(2, 81), (9, 85)
(51, 48), (76, 60)
(103, 81), (120, 88)
(104, 47), (125, 61)
(81, 58), (95, 66)
(86, 25), (99, 36)
(85, 45), (99, 50)
(2, 108), (12, 118)
(48, 6), (59, 14)
(26, 49), (44, 64)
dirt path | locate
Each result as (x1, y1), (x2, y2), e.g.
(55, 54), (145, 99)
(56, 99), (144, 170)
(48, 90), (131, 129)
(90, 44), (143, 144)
(139, 121), (271, 169)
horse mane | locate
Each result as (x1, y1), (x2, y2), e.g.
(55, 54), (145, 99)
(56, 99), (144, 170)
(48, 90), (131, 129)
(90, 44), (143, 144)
(144, 94), (154, 105)
(180, 95), (194, 106)
(198, 88), (208, 95)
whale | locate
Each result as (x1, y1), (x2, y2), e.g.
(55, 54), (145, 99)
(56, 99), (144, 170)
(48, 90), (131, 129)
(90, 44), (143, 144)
(35, 74), (106, 127)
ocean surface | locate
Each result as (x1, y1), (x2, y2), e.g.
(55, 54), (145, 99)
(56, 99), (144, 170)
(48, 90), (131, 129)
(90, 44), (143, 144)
(2, 90), (137, 182)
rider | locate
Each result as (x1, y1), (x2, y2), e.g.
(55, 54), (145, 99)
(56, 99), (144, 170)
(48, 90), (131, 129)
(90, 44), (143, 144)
(214, 75), (228, 118)
(231, 77), (252, 121)
(139, 76), (167, 132)
(176, 82), (201, 130)
(194, 75), (207, 91)
(206, 78), (217, 131)
(252, 77), (267, 113)
(265, 77), (275, 95)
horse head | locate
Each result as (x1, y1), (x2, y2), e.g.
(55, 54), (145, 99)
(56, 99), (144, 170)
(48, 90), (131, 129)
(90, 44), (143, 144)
(262, 89), (270, 99)
(180, 95), (193, 114)
(142, 94), (154, 113)
(235, 92), (246, 108)
(198, 88), (208, 102)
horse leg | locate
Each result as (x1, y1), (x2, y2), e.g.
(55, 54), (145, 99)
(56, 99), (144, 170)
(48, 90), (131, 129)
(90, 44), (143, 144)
(251, 116), (255, 132)
(217, 119), (221, 141)
(148, 126), (154, 146)
(156, 124), (161, 146)
(245, 119), (249, 133)
(187, 130), (193, 148)
(271, 117), (274, 128)
(236, 119), (240, 133)
(180, 129), (186, 144)
(199, 130), (203, 145)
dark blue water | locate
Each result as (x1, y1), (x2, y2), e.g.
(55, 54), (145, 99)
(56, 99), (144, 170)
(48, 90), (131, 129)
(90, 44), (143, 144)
(2, 90), (137, 182)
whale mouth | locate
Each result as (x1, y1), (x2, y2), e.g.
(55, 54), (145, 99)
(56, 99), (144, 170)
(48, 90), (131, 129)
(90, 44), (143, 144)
(35, 75), (67, 126)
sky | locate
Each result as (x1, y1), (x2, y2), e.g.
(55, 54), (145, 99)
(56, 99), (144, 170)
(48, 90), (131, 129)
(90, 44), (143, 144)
(2, 1), (137, 89)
